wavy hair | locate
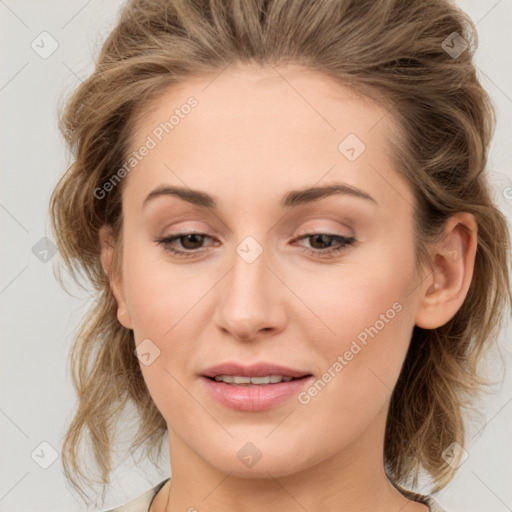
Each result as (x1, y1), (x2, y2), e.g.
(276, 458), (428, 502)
(49, 0), (511, 504)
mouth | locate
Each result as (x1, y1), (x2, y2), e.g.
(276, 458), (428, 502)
(204, 374), (312, 385)
(201, 373), (314, 413)
(199, 362), (314, 412)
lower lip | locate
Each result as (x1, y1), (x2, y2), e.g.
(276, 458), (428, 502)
(200, 375), (314, 412)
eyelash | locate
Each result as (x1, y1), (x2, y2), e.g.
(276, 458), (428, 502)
(154, 231), (356, 259)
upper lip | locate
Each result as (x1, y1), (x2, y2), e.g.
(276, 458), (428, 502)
(201, 362), (312, 379)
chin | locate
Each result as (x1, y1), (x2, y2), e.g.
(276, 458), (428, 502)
(194, 437), (324, 480)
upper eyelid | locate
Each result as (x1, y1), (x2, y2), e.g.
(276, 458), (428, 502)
(160, 218), (355, 236)
(160, 228), (353, 240)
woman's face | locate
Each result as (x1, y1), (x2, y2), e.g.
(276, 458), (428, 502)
(109, 64), (427, 478)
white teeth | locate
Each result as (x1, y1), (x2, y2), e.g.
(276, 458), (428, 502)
(213, 375), (295, 385)
(250, 376), (270, 384)
(270, 375), (288, 383)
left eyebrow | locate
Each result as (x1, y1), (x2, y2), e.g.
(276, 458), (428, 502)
(142, 182), (377, 210)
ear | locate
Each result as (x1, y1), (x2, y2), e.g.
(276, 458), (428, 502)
(415, 212), (478, 329)
(99, 225), (133, 330)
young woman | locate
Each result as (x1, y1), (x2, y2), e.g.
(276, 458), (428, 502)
(49, 1), (511, 511)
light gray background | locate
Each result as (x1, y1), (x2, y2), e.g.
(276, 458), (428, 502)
(1, 1), (511, 511)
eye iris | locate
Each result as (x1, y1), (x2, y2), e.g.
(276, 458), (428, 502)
(310, 234), (332, 249)
(181, 233), (204, 250)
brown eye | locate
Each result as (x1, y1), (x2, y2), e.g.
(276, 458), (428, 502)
(154, 232), (215, 258)
(308, 234), (337, 250)
(178, 233), (206, 250)
(292, 233), (356, 258)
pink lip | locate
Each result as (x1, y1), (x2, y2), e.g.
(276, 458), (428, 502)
(201, 362), (311, 379)
(200, 375), (314, 412)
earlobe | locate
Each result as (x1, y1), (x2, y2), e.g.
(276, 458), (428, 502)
(99, 225), (133, 330)
(415, 213), (478, 329)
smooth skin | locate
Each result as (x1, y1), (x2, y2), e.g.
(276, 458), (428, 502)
(100, 64), (477, 512)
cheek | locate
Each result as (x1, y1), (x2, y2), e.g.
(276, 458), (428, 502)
(122, 236), (196, 337)
(288, 270), (417, 461)
(295, 236), (418, 403)
(295, 233), (416, 345)
(121, 242), (204, 416)
(121, 239), (208, 398)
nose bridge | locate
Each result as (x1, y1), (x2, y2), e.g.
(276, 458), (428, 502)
(214, 233), (282, 338)
(228, 234), (271, 307)
(227, 203), (271, 290)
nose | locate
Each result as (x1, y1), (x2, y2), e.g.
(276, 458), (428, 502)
(213, 241), (286, 341)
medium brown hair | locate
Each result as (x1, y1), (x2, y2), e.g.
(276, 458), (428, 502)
(49, 0), (511, 504)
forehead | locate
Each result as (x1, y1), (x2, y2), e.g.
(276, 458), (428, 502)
(124, 63), (412, 214)
(132, 63), (393, 144)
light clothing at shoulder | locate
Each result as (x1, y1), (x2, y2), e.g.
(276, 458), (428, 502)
(105, 477), (449, 512)
(105, 478), (169, 512)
